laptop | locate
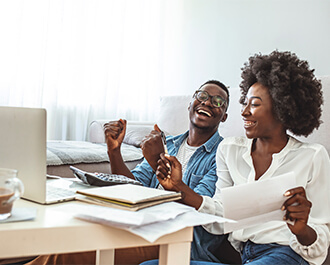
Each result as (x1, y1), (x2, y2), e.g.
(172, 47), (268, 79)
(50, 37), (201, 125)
(0, 106), (88, 204)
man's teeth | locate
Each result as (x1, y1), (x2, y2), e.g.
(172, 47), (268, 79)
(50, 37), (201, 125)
(197, 110), (212, 117)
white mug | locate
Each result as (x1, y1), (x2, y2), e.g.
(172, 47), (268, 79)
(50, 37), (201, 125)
(0, 168), (24, 220)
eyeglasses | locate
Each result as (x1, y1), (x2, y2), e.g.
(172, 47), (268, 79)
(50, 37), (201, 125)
(193, 90), (227, 108)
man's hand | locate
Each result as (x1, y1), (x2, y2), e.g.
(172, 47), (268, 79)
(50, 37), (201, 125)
(156, 154), (202, 210)
(156, 153), (183, 191)
(103, 119), (126, 152)
(140, 124), (165, 171)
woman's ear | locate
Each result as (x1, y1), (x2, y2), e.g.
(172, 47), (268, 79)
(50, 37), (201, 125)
(188, 101), (191, 111)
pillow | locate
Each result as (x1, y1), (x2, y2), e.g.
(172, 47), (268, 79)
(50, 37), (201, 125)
(156, 95), (192, 136)
(219, 86), (245, 138)
(89, 120), (153, 147)
(123, 124), (154, 147)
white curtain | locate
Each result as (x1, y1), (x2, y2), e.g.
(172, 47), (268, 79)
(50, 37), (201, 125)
(0, 0), (182, 140)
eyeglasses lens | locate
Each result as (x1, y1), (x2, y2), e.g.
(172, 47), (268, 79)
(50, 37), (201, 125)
(212, 96), (225, 108)
(196, 91), (208, 101)
(195, 91), (225, 108)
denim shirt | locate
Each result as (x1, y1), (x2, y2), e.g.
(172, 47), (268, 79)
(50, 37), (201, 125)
(132, 131), (228, 262)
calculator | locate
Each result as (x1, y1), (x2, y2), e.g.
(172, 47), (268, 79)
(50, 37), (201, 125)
(69, 166), (143, 187)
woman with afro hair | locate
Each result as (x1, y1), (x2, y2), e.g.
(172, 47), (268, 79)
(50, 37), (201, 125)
(141, 50), (330, 265)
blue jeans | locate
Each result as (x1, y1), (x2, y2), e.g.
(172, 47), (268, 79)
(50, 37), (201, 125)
(140, 260), (224, 265)
(139, 241), (309, 265)
(241, 241), (309, 265)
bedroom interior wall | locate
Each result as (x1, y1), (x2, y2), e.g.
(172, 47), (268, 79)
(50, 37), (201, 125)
(160, 0), (330, 96)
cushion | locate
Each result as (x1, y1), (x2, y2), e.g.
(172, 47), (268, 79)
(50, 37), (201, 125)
(156, 95), (192, 136)
(219, 86), (245, 138)
(89, 120), (107, 143)
(88, 120), (153, 146)
(123, 125), (154, 147)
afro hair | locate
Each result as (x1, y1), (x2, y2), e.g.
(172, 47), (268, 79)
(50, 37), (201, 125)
(239, 50), (323, 137)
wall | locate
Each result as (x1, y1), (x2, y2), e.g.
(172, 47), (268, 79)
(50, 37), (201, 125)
(160, 0), (330, 95)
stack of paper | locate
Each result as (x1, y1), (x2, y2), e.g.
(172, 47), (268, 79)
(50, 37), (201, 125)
(53, 202), (235, 242)
(76, 184), (182, 211)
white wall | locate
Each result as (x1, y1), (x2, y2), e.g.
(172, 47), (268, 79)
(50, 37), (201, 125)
(160, 0), (330, 96)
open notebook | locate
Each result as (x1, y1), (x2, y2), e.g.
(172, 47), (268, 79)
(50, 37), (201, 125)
(0, 106), (89, 204)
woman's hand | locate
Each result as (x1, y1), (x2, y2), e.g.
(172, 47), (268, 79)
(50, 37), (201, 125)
(103, 119), (126, 152)
(140, 124), (165, 171)
(156, 153), (184, 191)
(282, 186), (316, 245)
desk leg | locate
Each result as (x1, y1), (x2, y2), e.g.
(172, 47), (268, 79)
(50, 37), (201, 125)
(159, 242), (191, 265)
(95, 249), (115, 265)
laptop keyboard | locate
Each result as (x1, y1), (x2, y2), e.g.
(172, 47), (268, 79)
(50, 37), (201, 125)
(46, 185), (76, 201)
(45, 177), (91, 202)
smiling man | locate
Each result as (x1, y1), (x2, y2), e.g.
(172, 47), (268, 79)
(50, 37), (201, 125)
(103, 80), (241, 264)
(105, 80), (229, 198)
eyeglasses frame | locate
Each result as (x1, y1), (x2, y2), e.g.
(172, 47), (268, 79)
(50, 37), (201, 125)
(193, 90), (227, 108)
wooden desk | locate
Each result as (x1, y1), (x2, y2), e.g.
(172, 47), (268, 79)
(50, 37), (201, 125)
(0, 199), (193, 265)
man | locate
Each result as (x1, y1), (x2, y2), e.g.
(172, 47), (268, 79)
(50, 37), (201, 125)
(104, 80), (240, 263)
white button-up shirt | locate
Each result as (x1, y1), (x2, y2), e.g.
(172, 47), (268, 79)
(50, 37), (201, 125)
(199, 136), (330, 265)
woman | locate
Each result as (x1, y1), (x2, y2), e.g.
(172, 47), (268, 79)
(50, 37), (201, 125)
(141, 51), (330, 265)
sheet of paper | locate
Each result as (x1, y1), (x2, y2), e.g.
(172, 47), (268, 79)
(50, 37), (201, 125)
(53, 201), (193, 227)
(53, 201), (235, 242)
(222, 172), (296, 233)
(127, 211), (233, 242)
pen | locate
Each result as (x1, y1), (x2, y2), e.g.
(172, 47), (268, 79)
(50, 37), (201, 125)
(160, 130), (168, 154)
(160, 130), (171, 178)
